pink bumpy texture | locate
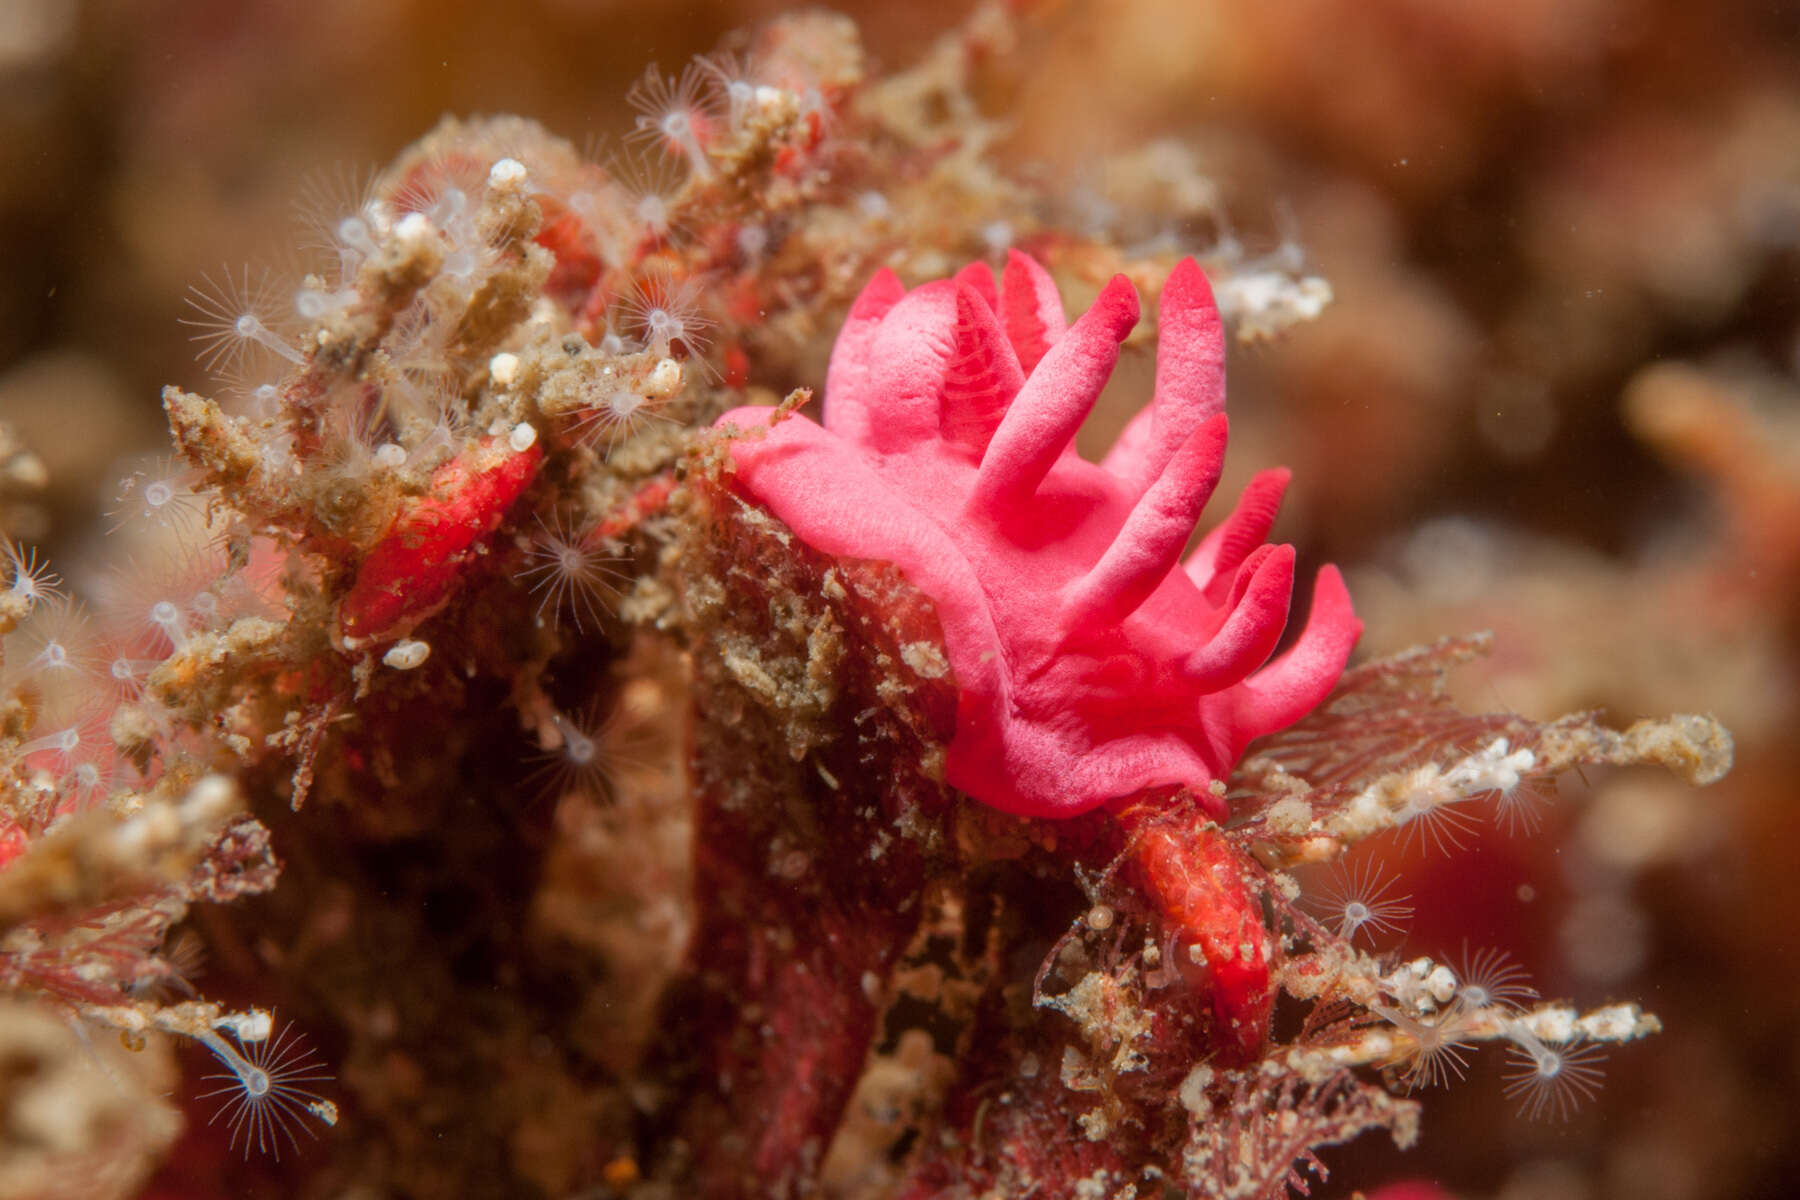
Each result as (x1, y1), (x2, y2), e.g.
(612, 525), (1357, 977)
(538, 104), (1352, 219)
(718, 253), (1360, 820)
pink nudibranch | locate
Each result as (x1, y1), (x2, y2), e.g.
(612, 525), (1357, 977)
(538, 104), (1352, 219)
(717, 252), (1360, 820)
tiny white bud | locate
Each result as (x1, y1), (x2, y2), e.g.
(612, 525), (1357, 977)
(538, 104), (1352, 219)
(645, 357), (684, 398)
(394, 211), (433, 242)
(170, 776), (236, 837)
(857, 190), (890, 219)
(508, 422), (538, 453)
(489, 351), (520, 387)
(373, 443), (407, 469)
(1426, 964), (1459, 1004)
(488, 157), (529, 190)
(736, 224), (770, 258)
(383, 639), (431, 670)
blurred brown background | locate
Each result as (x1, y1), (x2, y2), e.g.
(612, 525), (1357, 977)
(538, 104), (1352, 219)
(2, 1), (1796, 1197)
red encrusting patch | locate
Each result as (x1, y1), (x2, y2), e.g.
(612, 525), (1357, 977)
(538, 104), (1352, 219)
(336, 435), (543, 647)
(533, 197), (606, 304)
(0, 823), (25, 872)
(1122, 807), (1274, 1064)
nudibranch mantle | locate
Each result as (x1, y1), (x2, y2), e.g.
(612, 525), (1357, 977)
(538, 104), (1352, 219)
(717, 252), (1360, 820)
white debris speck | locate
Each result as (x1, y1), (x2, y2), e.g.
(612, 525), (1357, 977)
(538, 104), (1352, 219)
(1264, 795), (1313, 836)
(1340, 777), (1401, 836)
(214, 1008), (273, 1043)
(1073, 1167), (1114, 1196)
(383, 639), (431, 670)
(899, 641), (948, 679)
(1178, 1064), (1214, 1116)
(394, 212), (433, 243)
(1215, 270), (1333, 340)
(1517, 1005), (1579, 1043)
(1581, 1003), (1648, 1041)
(1444, 737), (1536, 796)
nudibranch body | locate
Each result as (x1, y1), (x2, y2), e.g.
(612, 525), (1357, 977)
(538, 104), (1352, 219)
(718, 252), (1360, 820)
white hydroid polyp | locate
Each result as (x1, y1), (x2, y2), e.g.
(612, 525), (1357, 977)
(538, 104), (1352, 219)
(182, 265), (307, 375)
(1502, 1033), (1605, 1121)
(626, 61), (721, 182)
(1451, 943), (1539, 1012)
(517, 514), (624, 633)
(195, 1020), (337, 1160)
(1314, 858), (1412, 945)
(3, 538), (61, 612)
